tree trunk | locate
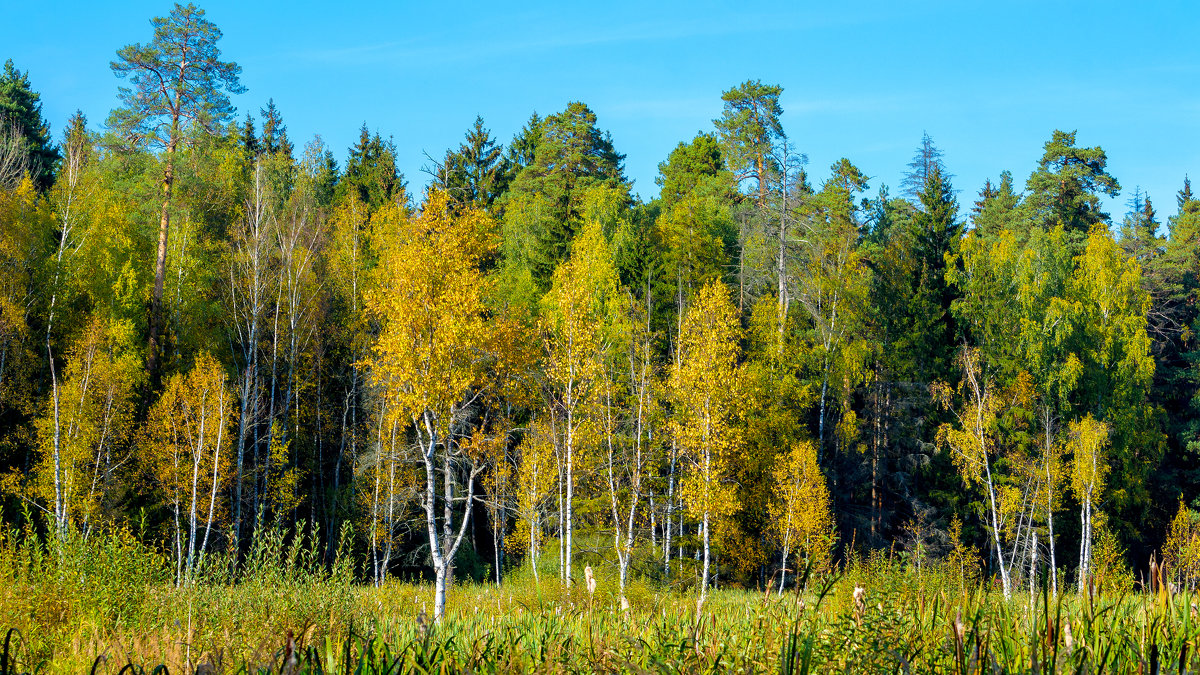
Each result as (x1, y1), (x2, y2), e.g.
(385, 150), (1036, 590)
(565, 397), (574, 587)
(778, 546), (789, 596)
(148, 134), (178, 378)
(420, 412), (476, 623)
(433, 564), (449, 622)
(1043, 406), (1058, 597)
(983, 463), (1010, 598)
(818, 366), (829, 463)
(665, 441), (676, 576)
(700, 509), (711, 605)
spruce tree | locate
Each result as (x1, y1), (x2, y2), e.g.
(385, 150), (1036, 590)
(0, 59), (60, 190)
(908, 165), (963, 381)
(240, 111), (258, 156)
(437, 115), (507, 209)
(972, 171), (1020, 239)
(259, 99), (293, 159)
(901, 132), (950, 203)
(341, 124), (404, 211)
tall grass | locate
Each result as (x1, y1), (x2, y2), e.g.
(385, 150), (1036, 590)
(1, 527), (1198, 673)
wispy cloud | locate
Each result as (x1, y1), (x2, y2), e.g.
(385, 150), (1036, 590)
(291, 10), (864, 67)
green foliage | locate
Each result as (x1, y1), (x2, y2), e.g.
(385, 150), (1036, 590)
(5, 2), (1200, 639)
(0, 60), (60, 190)
(340, 125), (404, 212)
(436, 115), (509, 210)
(504, 102), (629, 288)
(108, 2), (246, 150)
(0, 556), (1198, 673)
(714, 79), (784, 203)
(1021, 130), (1120, 236)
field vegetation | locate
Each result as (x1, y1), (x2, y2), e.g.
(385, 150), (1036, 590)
(1, 3), (1200, 673)
(2, 523), (1200, 673)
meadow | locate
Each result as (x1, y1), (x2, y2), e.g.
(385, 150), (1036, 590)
(0, 524), (1195, 674)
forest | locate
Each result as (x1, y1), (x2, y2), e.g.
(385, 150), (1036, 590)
(2, 5), (1200, 670)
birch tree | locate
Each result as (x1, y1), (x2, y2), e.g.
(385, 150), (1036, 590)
(515, 417), (556, 585)
(933, 347), (1014, 598)
(225, 159), (274, 553)
(366, 189), (494, 621)
(144, 352), (234, 586)
(33, 318), (141, 537)
(769, 440), (834, 593)
(794, 160), (869, 457)
(603, 295), (655, 596)
(669, 280), (742, 605)
(541, 219), (618, 586)
(44, 114), (94, 536)
(1069, 414), (1110, 591)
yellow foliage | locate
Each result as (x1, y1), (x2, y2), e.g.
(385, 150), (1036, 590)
(0, 177), (51, 411)
(945, 516), (982, 585)
(262, 422), (303, 520)
(669, 281), (742, 527)
(513, 418), (557, 558)
(33, 317), (142, 531)
(933, 348), (1003, 490)
(1090, 518), (1133, 595)
(366, 189), (496, 436)
(1163, 500), (1200, 589)
(143, 352), (234, 581)
(1068, 414), (1110, 506)
(769, 440), (835, 570)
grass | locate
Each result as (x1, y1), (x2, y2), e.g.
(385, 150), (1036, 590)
(0, 525), (1198, 673)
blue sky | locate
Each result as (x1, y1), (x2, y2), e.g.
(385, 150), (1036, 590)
(5, 1), (1198, 220)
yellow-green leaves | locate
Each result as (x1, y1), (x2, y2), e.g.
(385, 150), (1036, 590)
(769, 440), (834, 569)
(367, 189), (496, 436)
(670, 281), (742, 525)
(32, 317), (142, 531)
(143, 351), (234, 583)
(1068, 414), (1110, 505)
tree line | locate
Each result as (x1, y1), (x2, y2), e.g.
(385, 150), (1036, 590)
(2, 3), (1199, 620)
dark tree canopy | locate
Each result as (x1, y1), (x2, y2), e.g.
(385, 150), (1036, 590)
(437, 115), (508, 209)
(0, 59), (60, 190)
(656, 132), (730, 207)
(506, 101), (627, 274)
(971, 170), (1020, 238)
(713, 79), (784, 206)
(1023, 129), (1120, 234)
(342, 124), (404, 211)
(259, 98), (293, 159)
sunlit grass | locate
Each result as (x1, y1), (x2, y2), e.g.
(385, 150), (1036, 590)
(1, 525), (1197, 673)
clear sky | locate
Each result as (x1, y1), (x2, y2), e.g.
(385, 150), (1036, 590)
(5, 1), (1198, 220)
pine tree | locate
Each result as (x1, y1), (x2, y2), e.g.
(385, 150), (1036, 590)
(713, 80), (784, 206)
(1022, 130), (1120, 236)
(506, 101), (628, 285)
(656, 133), (729, 207)
(108, 2), (245, 378)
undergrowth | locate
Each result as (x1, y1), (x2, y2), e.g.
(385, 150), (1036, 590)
(0, 524), (1196, 673)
